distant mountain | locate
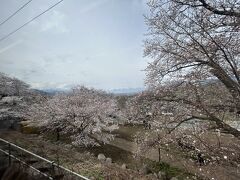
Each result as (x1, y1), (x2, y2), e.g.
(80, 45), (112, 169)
(109, 88), (145, 95)
(38, 87), (145, 96)
(39, 88), (66, 95)
(32, 89), (49, 96)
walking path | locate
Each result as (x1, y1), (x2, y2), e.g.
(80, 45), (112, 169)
(110, 134), (240, 180)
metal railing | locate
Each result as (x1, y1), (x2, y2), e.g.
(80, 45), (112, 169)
(0, 138), (89, 180)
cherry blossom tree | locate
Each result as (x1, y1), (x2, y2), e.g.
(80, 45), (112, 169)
(127, 88), (240, 179)
(0, 73), (30, 97)
(28, 86), (118, 147)
(142, 0), (240, 145)
(126, 2), (240, 174)
(0, 73), (36, 129)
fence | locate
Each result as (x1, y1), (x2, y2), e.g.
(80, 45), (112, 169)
(0, 138), (89, 180)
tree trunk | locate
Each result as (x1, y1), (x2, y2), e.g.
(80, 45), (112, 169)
(158, 147), (161, 162)
(210, 115), (240, 139)
(56, 128), (60, 141)
(210, 62), (240, 113)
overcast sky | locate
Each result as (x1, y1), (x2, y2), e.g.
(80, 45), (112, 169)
(0, 0), (149, 90)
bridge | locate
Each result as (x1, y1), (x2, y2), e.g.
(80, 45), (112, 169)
(0, 138), (89, 180)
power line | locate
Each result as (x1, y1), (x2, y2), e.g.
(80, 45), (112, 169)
(0, 0), (33, 27)
(0, 0), (64, 43)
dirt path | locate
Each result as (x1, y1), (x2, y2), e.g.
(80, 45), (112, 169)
(110, 127), (240, 180)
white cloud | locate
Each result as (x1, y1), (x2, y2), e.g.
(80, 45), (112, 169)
(0, 40), (23, 55)
(40, 10), (68, 33)
(31, 81), (75, 90)
(79, 0), (110, 14)
(0, 0), (147, 90)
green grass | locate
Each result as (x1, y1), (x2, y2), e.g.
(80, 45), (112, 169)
(81, 170), (105, 180)
(145, 159), (195, 180)
(20, 125), (40, 134)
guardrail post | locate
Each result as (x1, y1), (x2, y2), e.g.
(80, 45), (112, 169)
(51, 161), (55, 179)
(8, 143), (11, 166)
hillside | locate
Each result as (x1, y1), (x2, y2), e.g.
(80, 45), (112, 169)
(0, 73), (43, 130)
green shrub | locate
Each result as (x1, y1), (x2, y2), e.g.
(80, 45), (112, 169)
(148, 161), (194, 180)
